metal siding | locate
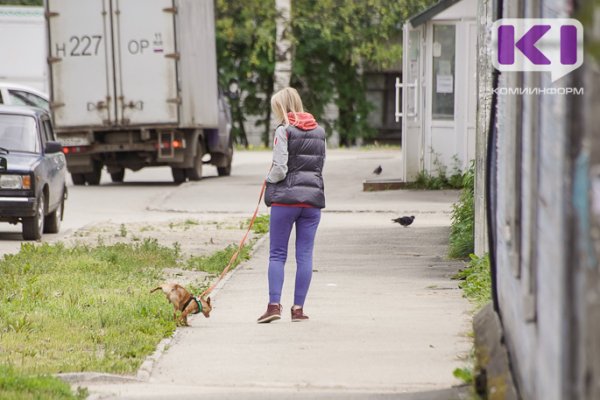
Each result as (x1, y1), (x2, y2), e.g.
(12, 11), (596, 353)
(112, 0), (178, 125)
(175, 0), (218, 127)
(47, 0), (114, 127)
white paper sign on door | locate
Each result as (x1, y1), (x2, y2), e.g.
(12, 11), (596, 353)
(436, 75), (453, 93)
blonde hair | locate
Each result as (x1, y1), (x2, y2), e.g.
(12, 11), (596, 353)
(271, 87), (304, 126)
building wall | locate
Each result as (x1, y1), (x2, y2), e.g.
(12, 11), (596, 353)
(486, 0), (600, 398)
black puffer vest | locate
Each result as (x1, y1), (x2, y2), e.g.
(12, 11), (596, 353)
(265, 124), (326, 208)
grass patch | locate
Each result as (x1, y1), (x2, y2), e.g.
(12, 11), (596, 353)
(0, 239), (180, 375)
(454, 253), (492, 310)
(448, 163), (475, 258)
(250, 214), (269, 234)
(187, 243), (252, 275)
(0, 366), (87, 400)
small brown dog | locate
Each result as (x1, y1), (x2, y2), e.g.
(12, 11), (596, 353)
(151, 283), (212, 326)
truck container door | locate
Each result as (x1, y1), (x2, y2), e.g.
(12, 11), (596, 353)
(46, 0), (115, 127)
(112, 0), (178, 126)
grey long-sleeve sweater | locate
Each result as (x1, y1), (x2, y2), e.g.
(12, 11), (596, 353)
(267, 126), (288, 183)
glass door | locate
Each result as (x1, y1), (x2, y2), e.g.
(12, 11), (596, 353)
(401, 24), (424, 182)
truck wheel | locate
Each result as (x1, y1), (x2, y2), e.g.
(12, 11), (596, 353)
(110, 169), (125, 183)
(72, 173), (86, 186)
(23, 192), (45, 240)
(44, 197), (63, 234)
(85, 163), (102, 185)
(186, 141), (204, 181)
(217, 138), (233, 176)
(171, 168), (186, 183)
(217, 165), (231, 176)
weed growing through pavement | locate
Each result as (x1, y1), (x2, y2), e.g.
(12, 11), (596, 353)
(119, 224), (127, 237)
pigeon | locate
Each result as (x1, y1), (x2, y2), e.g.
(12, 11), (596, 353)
(373, 165), (382, 175)
(392, 216), (415, 227)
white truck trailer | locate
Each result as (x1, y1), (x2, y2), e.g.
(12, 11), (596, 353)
(0, 6), (48, 93)
(45, 0), (232, 184)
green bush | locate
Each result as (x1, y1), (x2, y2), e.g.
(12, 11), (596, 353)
(448, 163), (475, 258)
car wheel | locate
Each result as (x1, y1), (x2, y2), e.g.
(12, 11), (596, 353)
(171, 167), (186, 184)
(44, 197), (63, 234)
(72, 173), (86, 186)
(110, 169), (125, 183)
(186, 141), (204, 181)
(23, 192), (45, 240)
(85, 162), (102, 185)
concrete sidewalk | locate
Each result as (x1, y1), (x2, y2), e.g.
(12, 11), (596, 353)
(84, 205), (472, 398)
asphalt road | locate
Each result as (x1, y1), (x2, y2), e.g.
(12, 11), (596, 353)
(0, 149), (421, 254)
(0, 151), (265, 255)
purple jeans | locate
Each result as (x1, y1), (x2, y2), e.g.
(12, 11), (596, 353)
(268, 206), (321, 306)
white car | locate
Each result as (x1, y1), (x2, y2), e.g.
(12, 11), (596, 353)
(0, 83), (49, 110)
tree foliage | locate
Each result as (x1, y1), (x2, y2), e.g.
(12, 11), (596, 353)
(291, 0), (435, 145)
(216, 0), (435, 146)
(215, 0), (276, 146)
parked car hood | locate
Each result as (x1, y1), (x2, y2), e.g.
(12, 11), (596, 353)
(0, 152), (41, 173)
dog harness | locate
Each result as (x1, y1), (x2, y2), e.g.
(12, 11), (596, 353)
(181, 296), (203, 314)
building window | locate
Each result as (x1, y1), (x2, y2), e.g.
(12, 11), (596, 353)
(431, 24), (456, 120)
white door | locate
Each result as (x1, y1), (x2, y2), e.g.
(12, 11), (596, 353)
(112, 0), (178, 125)
(401, 24), (424, 182)
(47, 0), (114, 127)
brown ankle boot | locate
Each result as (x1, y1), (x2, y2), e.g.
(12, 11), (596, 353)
(257, 304), (282, 323)
(291, 307), (309, 322)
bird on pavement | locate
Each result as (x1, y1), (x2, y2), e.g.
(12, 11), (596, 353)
(392, 216), (415, 227)
(373, 165), (382, 175)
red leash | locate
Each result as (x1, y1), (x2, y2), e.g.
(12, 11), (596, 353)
(200, 180), (267, 298)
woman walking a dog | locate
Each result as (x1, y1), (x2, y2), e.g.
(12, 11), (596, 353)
(257, 87), (326, 323)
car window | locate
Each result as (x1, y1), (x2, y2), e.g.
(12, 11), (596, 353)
(0, 114), (40, 153)
(0, 90), (3, 104)
(42, 119), (55, 142)
(7, 90), (29, 106)
(8, 90), (49, 110)
(29, 93), (50, 110)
